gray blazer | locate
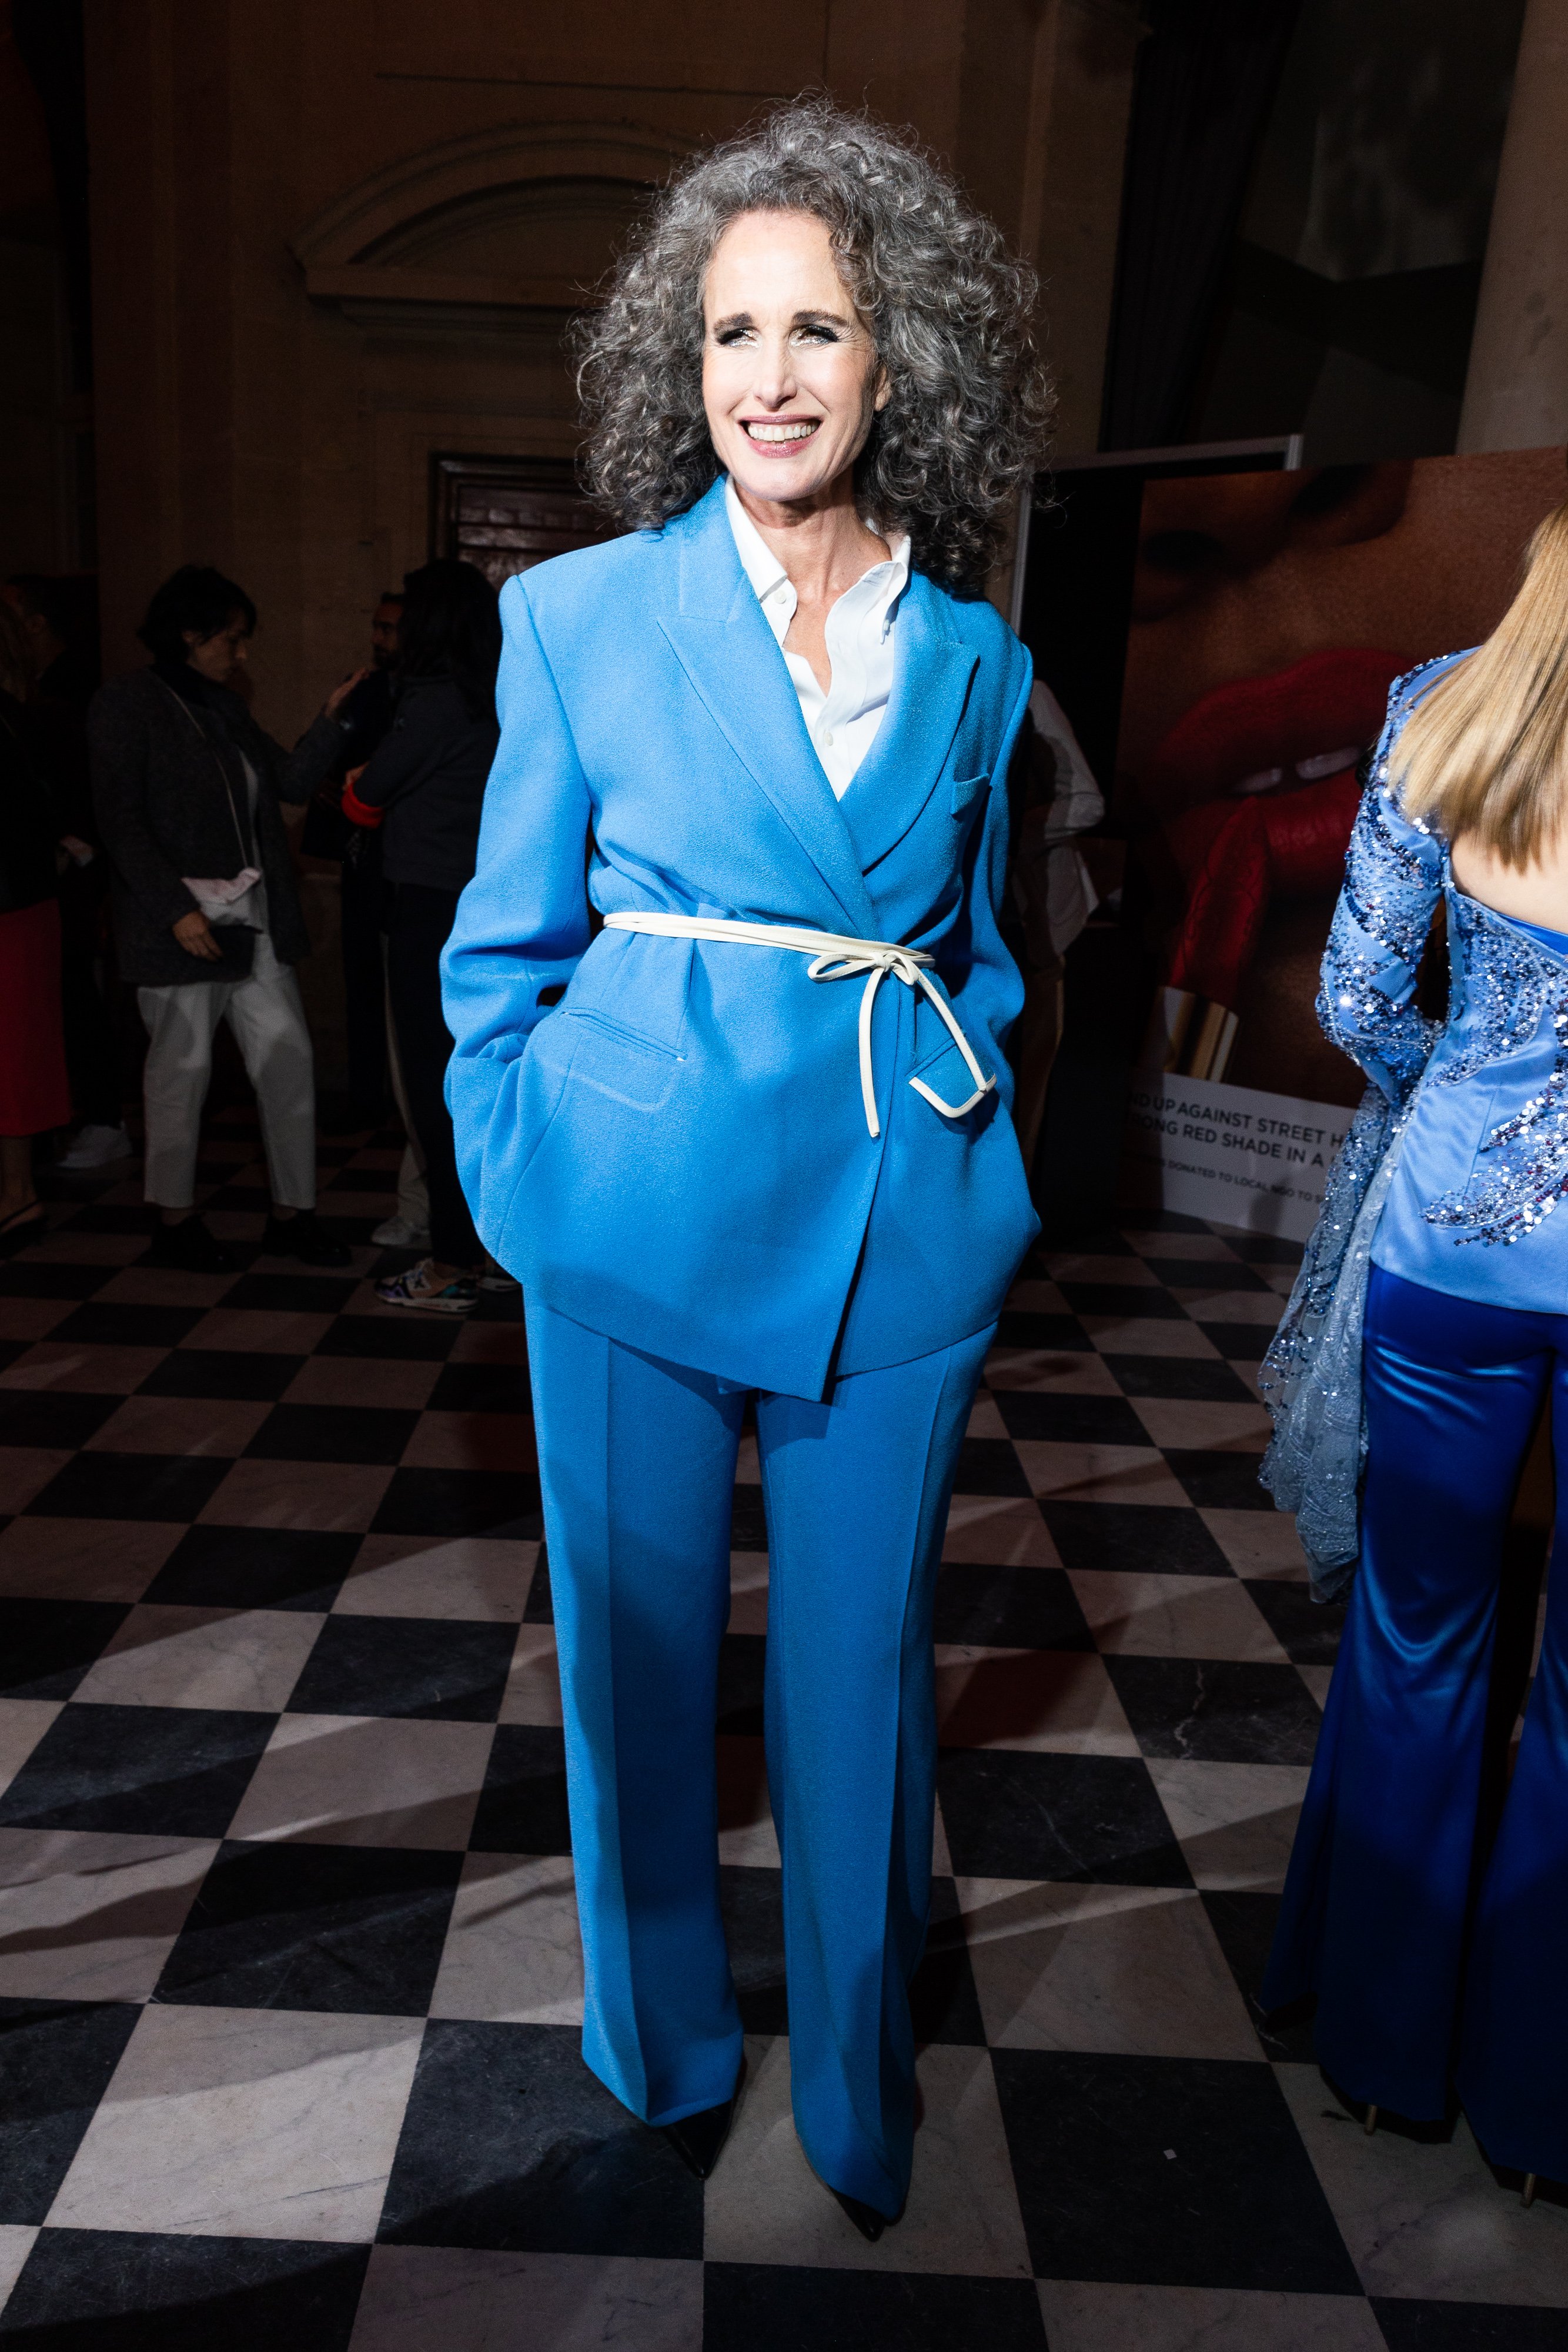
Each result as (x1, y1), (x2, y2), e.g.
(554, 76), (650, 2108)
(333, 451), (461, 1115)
(88, 669), (341, 987)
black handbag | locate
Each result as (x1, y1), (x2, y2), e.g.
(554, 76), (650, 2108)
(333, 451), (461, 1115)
(191, 923), (259, 979)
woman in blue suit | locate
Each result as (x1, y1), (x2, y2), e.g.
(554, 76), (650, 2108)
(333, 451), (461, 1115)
(1262, 499), (1568, 2201)
(442, 103), (1051, 2235)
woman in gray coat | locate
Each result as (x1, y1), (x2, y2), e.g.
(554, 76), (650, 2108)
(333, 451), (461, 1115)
(89, 565), (359, 1270)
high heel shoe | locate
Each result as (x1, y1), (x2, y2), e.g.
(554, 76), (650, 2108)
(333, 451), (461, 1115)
(659, 2058), (746, 2181)
(832, 2188), (897, 2243)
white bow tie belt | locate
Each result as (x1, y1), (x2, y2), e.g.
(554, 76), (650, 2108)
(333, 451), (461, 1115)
(601, 910), (995, 1140)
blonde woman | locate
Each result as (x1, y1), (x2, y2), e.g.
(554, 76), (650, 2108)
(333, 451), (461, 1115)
(1262, 501), (1568, 2200)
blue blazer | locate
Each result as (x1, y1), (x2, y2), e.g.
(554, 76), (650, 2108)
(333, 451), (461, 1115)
(441, 477), (1039, 1396)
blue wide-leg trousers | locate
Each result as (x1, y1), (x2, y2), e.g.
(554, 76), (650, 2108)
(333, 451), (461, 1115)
(1263, 1265), (1568, 2179)
(525, 1296), (994, 2217)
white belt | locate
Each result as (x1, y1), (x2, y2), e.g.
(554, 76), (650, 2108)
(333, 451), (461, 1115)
(603, 910), (995, 1140)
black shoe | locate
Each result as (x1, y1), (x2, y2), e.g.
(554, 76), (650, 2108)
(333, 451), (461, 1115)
(146, 1216), (235, 1274)
(264, 1210), (350, 1267)
(659, 2060), (745, 2181)
(831, 2189), (897, 2243)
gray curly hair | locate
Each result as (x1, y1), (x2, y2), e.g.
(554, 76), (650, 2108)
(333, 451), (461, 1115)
(571, 100), (1053, 595)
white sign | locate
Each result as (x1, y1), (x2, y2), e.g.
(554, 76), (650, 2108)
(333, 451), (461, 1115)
(1122, 1071), (1354, 1242)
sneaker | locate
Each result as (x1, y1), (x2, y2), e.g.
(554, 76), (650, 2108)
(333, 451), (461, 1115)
(59, 1123), (135, 1171)
(263, 1210), (351, 1267)
(372, 1212), (432, 1250)
(375, 1258), (479, 1314)
(146, 1216), (235, 1273)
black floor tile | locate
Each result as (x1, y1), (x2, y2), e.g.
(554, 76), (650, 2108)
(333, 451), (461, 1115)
(1370, 2301), (1568, 2349)
(469, 1287), (524, 1324)
(245, 1402), (420, 1465)
(910, 1876), (987, 2046)
(316, 1314), (460, 1361)
(154, 1839), (463, 2014)
(137, 1350), (305, 1401)
(951, 1438), (1032, 1498)
(729, 1484), (768, 1551)
(932, 1563), (1095, 1651)
(1101, 1354), (1257, 1401)
(22, 1451), (230, 1523)
(1244, 1579), (1347, 1666)
(1144, 1256), (1274, 1292)
(0, 1703), (275, 1836)
(0, 1261), (115, 1301)
(704, 2266), (1048, 2352)
(720, 1863), (787, 2034)
(937, 1750), (1193, 1885)
(469, 1725), (572, 1854)
(377, 2019), (704, 2256)
(219, 1273), (359, 1316)
(1056, 1281), (1190, 1319)
(1041, 1501), (1234, 1576)
(1189, 1322), (1279, 1362)
(992, 2048), (1362, 2292)
(0, 1390), (121, 1449)
(0, 1598), (130, 1699)
(717, 1632), (766, 1734)
(1199, 1892), (1319, 2063)
(287, 1614), (516, 1722)
(1128, 1210), (1212, 1234)
(48, 1304), (205, 1351)
(54, 1204), (152, 1235)
(523, 1547), (553, 1623)
(1236, 1234), (1305, 1265)
(1162, 1448), (1273, 1511)
(992, 1310), (1092, 1352)
(0, 2230), (369, 2350)
(991, 1389), (1151, 1445)
(0, 1999), (142, 2224)
(426, 1359), (530, 1415)
(142, 1526), (357, 1611)
(1105, 1658), (1325, 1765)
(371, 1466), (543, 1539)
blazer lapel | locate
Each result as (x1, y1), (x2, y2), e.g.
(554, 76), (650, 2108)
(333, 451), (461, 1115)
(657, 485), (877, 935)
(840, 574), (979, 876)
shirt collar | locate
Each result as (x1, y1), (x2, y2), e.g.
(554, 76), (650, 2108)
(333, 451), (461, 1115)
(724, 475), (911, 633)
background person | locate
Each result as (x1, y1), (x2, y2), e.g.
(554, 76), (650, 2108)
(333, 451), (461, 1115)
(345, 559), (500, 1311)
(88, 564), (361, 1271)
(442, 102), (1049, 2234)
(0, 599), (71, 1236)
(1261, 501), (1568, 2204)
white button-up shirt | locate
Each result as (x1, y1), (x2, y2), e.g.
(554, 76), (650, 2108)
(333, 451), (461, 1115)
(725, 476), (911, 800)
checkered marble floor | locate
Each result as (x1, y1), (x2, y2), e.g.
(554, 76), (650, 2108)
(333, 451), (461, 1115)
(0, 1105), (1564, 2350)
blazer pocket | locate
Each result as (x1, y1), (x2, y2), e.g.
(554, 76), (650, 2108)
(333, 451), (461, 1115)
(557, 1008), (682, 1112)
(950, 771), (991, 818)
(907, 1033), (997, 1128)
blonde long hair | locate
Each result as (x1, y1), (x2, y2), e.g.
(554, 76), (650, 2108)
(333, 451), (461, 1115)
(1398, 498), (1568, 866)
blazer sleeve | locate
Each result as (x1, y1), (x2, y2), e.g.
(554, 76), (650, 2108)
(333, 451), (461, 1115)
(935, 644), (1034, 1117)
(87, 688), (199, 934)
(277, 711), (345, 804)
(1318, 733), (1445, 1107)
(441, 576), (594, 1212)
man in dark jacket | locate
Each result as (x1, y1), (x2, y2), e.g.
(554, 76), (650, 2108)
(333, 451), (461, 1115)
(88, 564), (362, 1271)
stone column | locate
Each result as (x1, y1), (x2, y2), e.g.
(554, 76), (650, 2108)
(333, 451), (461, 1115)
(1458, 0), (1568, 453)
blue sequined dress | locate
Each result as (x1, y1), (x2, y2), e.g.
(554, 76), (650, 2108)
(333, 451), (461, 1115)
(1261, 650), (1568, 1589)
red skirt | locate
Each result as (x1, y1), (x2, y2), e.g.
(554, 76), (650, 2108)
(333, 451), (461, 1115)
(0, 897), (71, 1135)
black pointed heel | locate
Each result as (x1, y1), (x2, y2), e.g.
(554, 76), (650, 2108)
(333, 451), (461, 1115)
(659, 2057), (746, 2181)
(832, 2188), (890, 2242)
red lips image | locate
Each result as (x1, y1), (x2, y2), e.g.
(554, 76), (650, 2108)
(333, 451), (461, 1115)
(1144, 647), (1407, 1020)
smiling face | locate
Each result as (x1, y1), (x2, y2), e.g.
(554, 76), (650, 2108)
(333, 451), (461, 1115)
(701, 209), (887, 511)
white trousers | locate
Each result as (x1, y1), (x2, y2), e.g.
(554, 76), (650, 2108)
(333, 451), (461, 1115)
(138, 931), (317, 1210)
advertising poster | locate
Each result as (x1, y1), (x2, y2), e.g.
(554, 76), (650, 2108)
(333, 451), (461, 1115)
(1116, 445), (1566, 1235)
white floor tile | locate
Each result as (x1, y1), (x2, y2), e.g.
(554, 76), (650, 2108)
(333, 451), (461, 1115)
(0, 1827), (216, 2001)
(333, 1536), (539, 1622)
(1036, 2279), (1386, 2348)
(0, 2227), (38, 2316)
(47, 2002), (424, 2241)
(0, 1699), (61, 1801)
(958, 1877), (1258, 2059)
(935, 1646), (1141, 1756)
(349, 2247), (703, 2351)
(1066, 1572), (1289, 1663)
(72, 1606), (323, 1712)
(226, 1714), (494, 1849)
(702, 2035), (1031, 2276)
(1148, 1760), (1309, 1892)
(428, 1852), (583, 2026)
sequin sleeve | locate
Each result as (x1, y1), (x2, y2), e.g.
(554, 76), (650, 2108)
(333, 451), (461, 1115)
(1317, 716), (1445, 1107)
